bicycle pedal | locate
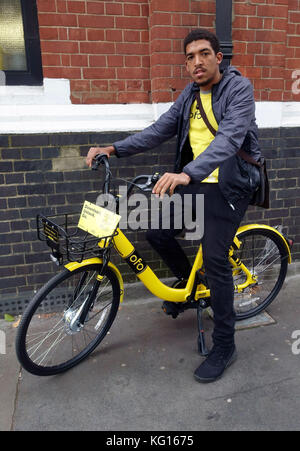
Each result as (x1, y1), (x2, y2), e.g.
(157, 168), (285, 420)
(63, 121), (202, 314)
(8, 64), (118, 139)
(162, 301), (182, 319)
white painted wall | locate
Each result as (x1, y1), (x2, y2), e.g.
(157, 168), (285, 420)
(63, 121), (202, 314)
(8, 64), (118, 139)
(0, 78), (299, 134)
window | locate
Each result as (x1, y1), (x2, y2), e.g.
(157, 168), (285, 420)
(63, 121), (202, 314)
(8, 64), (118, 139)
(0, 0), (43, 86)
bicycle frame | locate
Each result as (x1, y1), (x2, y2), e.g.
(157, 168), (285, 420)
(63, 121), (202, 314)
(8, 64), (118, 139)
(65, 223), (292, 304)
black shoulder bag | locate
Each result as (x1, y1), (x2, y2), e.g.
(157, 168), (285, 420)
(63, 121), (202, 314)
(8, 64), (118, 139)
(195, 92), (269, 209)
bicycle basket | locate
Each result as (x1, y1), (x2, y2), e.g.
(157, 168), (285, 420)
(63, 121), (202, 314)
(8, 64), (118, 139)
(37, 212), (118, 264)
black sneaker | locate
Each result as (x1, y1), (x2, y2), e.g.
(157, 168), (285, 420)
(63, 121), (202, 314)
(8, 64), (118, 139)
(194, 345), (237, 383)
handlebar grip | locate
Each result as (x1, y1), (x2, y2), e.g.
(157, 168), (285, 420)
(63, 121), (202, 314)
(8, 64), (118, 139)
(92, 153), (109, 170)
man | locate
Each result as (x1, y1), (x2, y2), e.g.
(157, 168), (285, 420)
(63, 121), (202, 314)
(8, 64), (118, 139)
(86, 29), (261, 383)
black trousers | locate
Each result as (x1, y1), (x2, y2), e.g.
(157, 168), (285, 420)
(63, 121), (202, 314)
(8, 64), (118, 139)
(146, 183), (250, 348)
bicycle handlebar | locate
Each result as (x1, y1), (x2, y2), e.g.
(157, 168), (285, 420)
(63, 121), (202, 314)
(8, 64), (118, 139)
(91, 153), (160, 197)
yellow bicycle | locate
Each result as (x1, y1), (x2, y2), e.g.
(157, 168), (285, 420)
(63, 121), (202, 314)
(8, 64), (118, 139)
(16, 155), (293, 376)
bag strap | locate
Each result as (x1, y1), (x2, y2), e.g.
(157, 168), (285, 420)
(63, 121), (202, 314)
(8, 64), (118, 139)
(236, 148), (263, 167)
(195, 91), (263, 168)
(195, 91), (217, 137)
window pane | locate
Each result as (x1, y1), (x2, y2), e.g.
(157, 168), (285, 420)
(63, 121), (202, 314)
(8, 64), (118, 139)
(0, 0), (27, 71)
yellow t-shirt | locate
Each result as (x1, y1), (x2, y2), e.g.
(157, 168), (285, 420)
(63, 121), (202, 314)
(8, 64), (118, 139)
(189, 91), (219, 183)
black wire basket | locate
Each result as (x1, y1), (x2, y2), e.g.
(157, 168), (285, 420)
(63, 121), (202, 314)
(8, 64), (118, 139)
(36, 213), (118, 264)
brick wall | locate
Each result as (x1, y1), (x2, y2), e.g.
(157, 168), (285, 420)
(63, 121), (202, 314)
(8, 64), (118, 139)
(36, 0), (300, 104)
(0, 130), (299, 315)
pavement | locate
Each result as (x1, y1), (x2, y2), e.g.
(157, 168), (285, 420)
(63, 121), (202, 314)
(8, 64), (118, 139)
(1, 265), (300, 432)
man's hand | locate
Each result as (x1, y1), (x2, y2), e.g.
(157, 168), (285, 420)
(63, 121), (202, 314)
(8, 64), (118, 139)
(152, 172), (191, 197)
(86, 146), (115, 168)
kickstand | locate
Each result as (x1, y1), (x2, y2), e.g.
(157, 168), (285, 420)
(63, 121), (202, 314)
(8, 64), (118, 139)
(197, 303), (209, 356)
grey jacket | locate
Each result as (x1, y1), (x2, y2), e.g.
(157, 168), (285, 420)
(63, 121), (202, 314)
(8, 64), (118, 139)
(113, 66), (261, 207)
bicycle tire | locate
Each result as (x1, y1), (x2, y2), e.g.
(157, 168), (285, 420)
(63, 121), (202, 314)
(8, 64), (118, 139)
(16, 264), (120, 376)
(233, 227), (289, 320)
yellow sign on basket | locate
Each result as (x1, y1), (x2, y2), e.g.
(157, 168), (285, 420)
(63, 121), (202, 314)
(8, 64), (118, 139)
(78, 201), (121, 238)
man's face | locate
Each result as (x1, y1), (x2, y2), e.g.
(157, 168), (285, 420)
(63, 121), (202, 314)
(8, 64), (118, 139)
(185, 39), (223, 89)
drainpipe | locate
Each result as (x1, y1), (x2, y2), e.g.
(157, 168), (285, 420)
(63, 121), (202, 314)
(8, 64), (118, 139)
(216, 0), (233, 70)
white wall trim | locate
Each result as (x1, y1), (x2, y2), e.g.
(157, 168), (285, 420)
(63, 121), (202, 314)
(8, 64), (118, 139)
(0, 78), (299, 133)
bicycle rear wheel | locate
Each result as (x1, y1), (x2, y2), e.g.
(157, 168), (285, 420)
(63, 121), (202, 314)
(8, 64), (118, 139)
(233, 227), (289, 320)
(16, 264), (120, 376)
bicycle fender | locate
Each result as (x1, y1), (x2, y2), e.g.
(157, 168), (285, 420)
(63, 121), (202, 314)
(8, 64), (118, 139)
(65, 258), (124, 302)
(237, 224), (292, 264)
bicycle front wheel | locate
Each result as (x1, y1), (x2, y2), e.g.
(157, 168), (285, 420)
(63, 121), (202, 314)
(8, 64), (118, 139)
(233, 227), (289, 320)
(16, 264), (121, 376)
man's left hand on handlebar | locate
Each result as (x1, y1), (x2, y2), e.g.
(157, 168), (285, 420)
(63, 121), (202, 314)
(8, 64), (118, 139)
(152, 172), (191, 197)
(86, 146), (116, 168)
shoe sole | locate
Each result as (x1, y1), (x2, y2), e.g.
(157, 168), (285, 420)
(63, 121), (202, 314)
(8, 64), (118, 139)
(194, 349), (238, 383)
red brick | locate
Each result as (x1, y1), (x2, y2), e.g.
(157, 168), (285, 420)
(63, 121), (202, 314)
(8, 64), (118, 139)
(234, 4), (257, 15)
(247, 43), (262, 54)
(87, 29), (105, 41)
(191, 1), (215, 14)
(289, 11), (300, 23)
(256, 30), (284, 42)
(124, 4), (141, 16)
(288, 36), (300, 47)
(91, 80), (109, 91)
(83, 93), (117, 104)
(273, 18), (287, 31)
(68, 1), (86, 13)
(248, 17), (264, 29)
(38, 13), (77, 27)
(232, 54), (255, 66)
(152, 0), (189, 13)
(151, 26), (189, 40)
(78, 15), (114, 29)
(124, 30), (140, 43)
(39, 27), (58, 40)
(116, 67), (149, 80)
(58, 27), (68, 40)
(41, 54), (61, 66)
(61, 54), (70, 66)
(106, 3), (123, 15)
(181, 14), (198, 26)
(149, 13), (172, 26)
(43, 67), (63, 78)
(86, 1), (105, 15)
(106, 29), (123, 42)
(126, 80), (143, 91)
(61, 67), (81, 79)
(69, 28), (87, 41)
(56, 0), (67, 13)
(41, 41), (79, 54)
(88, 55), (107, 67)
(107, 55), (124, 68)
(255, 54), (285, 67)
(116, 43), (149, 55)
(83, 68), (116, 79)
(70, 80), (91, 92)
(124, 55), (142, 67)
(116, 17), (148, 30)
(257, 4), (288, 17)
(80, 42), (114, 55)
(71, 55), (88, 67)
(151, 39), (172, 53)
(109, 80), (126, 92)
(232, 29), (256, 42)
(37, 0), (56, 12)
(118, 92), (150, 103)
(241, 67), (262, 79)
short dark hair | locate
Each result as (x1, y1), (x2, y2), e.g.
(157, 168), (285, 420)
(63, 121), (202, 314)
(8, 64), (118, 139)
(184, 29), (220, 55)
